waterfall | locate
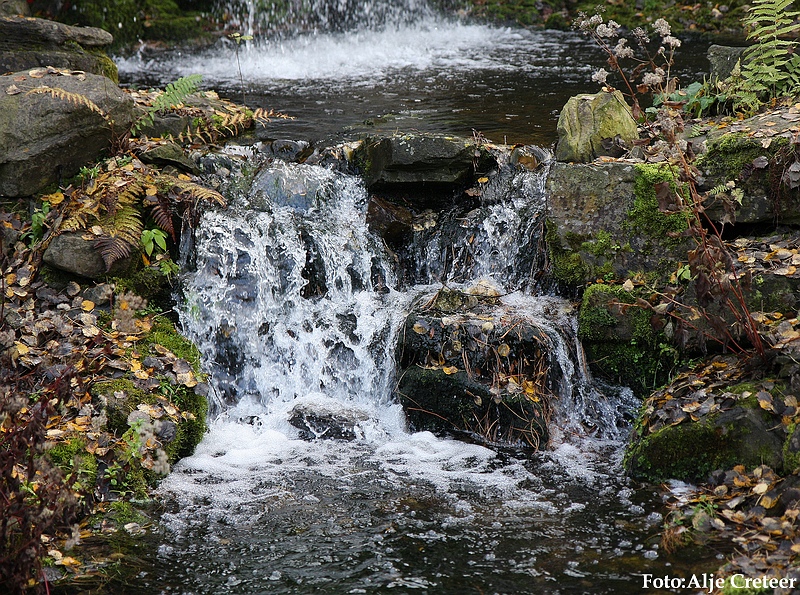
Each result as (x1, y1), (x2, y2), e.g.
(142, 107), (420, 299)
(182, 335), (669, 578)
(180, 161), (408, 433)
(219, 0), (438, 38)
(177, 153), (635, 442)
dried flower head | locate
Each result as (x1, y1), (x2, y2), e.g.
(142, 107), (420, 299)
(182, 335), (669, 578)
(653, 18), (671, 37)
(596, 20), (621, 38)
(592, 68), (609, 84)
(613, 38), (634, 59)
(663, 35), (681, 48)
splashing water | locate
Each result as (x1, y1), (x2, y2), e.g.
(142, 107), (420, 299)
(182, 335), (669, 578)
(102, 154), (702, 595)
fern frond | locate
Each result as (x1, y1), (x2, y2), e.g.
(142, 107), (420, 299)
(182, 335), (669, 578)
(147, 196), (176, 240)
(94, 234), (135, 271)
(95, 203), (143, 269)
(26, 87), (109, 121)
(165, 177), (226, 207)
(132, 74), (203, 134)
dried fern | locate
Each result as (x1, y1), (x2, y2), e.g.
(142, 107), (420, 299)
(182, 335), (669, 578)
(26, 87), (109, 121)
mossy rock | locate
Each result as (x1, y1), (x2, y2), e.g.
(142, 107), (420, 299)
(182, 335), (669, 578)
(397, 367), (548, 448)
(555, 90), (638, 164)
(545, 162), (690, 289)
(578, 283), (676, 396)
(697, 132), (799, 225)
(626, 405), (785, 483)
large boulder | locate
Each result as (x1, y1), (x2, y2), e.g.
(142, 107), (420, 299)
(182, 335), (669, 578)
(0, 15), (117, 79)
(0, 69), (135, 197)
(555, 90), (639, 163)
(625, 370), (791, 482)
(42, 232), (134, 279)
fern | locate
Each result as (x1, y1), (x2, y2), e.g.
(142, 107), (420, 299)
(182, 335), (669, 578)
(132, 74), (203, 134)
(147, 195), (176, 240)
(167, 177), (226, 207)
(740, 0), (800, 98)
(95, 203), (143, 270)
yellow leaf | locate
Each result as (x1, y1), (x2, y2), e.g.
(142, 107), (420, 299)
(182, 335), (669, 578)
(177, 370), (198, 387)
(178, 174), (192, 181)
(130, 359), (142, 372)
(442, 366), (459, 375)
(47, 191), (65, 206)
(497, 343), (510, 357)
(134, 369), (150, 380)
(145, 185), (158, 196)
(477, 177), (489, 184)
(14, 342), (29, 356)
(81, 300), (95, 312)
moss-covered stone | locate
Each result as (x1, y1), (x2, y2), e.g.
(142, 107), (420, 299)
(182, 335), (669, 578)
(545, 161), (690, 289)
(626, 405), (785, 483)
(626, 381), (790, 483)
(47, 436), (98, 493)
(627, 163), (689, 251)
(578, 283), (675, 395)
(697, 133), (799, 225)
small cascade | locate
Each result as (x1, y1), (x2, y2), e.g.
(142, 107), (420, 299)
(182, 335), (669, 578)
(403, 155), (550, 293)
(135, 154), (662, 595)
(178, 153), (635, 443)
(180, 161), (407, 432)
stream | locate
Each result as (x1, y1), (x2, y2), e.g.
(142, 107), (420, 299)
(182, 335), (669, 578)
(109, 4), (726, 593)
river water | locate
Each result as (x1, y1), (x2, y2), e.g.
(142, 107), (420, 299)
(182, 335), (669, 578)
(116, 12), (714, 146)
(109, 6), (724, 594)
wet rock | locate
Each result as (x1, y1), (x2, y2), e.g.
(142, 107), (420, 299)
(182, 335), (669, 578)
(43, 233), (133, 279)
(545, 161), (691, 285)
(626, 404), (785, 483)
(138, 141), (199, 174)
(355, 132), (495, 200)
(365, 195), (414, 249)
(288, 403), (370, 441)
(707, 45), (746, 80)
(554, 90), (638, 163)
(258, 139), (312, 162)
(0, 15), (116, 79)
(0, 70), (134, 196)
(395, 287), (551, 449)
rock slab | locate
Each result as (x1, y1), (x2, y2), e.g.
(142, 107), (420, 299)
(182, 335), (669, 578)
(0, 69), (135, 197)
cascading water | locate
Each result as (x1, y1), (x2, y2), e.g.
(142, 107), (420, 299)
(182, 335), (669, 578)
(111, 152), (702, 595)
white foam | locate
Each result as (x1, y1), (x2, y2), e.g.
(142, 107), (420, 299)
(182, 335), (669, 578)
(116, 20), (585, 86)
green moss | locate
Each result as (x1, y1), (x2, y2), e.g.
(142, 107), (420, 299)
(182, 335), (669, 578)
(625, 419), (735, 482)
(111, 268), (168, 302)
(139, 317), (201, 373)
(48, 436), (98, 493)
(108, 501), (149, 527)
(578, 283), (674, 395)
(63, 0), (212, 48)
(545, 219), (588, 286)
(86, 48), (119, 83)
(627, 163), (690, 252)
(783, 424), (800, 473)
(91, 378), (152, 434)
